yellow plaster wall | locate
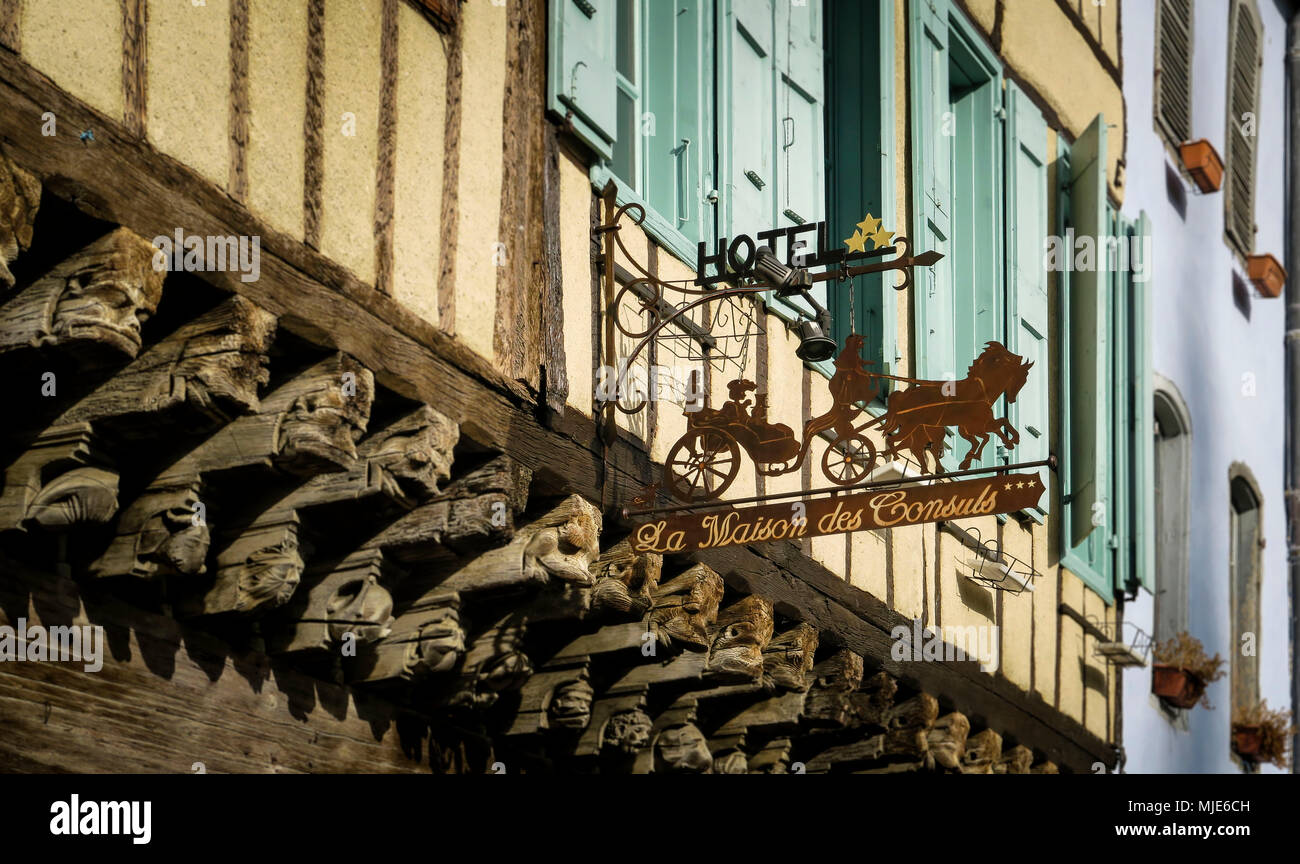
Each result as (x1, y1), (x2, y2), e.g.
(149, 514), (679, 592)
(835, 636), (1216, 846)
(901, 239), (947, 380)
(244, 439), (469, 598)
(19, 0), (124, 124)
(1057, 570), (1086, 724)
(147, 0), (230, 188)
(320, 0), (381, 284)
(1031, 519), (1058, 705)
(997, 0), (1125, 203)
(451, 0), (507, 359)
(391, 1), (446, 325)
(999, 518), (1034, 690)
(560, 156), (595, 418)
(247, 0), (308, 239)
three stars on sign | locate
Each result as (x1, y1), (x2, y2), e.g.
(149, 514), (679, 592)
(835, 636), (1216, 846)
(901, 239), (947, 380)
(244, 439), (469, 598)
(844, 212), (894, 254)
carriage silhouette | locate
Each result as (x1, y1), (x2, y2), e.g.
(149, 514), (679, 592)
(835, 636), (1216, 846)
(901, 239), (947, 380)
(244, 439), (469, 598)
(663, 335), (1034, 503)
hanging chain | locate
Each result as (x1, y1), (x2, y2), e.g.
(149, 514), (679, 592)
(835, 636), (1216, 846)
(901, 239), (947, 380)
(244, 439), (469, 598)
(847, 270), (856, 335)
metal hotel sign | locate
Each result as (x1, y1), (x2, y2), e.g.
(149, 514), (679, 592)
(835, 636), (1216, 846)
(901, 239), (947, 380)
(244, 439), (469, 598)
(631, 472), (1045, 554)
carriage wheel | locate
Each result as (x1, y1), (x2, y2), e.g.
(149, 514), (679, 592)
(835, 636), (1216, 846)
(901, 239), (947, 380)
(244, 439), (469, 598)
(664, 430), (741, 502)
(822, 434), (877, 486)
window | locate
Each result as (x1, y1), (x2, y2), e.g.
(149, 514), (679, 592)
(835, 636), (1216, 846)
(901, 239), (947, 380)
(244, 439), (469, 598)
(1153, 0), (1193, 150)
(907, 0), (1047, 486)
(1224, 0), (1261, 258)
(1058, 115), (1156, 600)
(547, 0), (829, 276)
(1229, 469), (1262, 712)
(1153, 383), (1192, 642)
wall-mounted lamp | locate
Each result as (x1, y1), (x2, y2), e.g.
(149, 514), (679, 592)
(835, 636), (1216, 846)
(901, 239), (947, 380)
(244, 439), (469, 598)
(754, 246), (836, 362)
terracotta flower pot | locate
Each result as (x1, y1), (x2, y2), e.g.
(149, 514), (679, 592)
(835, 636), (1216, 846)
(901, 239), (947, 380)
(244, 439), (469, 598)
(1178, 139), (1224, 193)
(1246, 253), (1287, 299)
(1152, 664), (1205, 709)
(1232, 724), (1262, 760)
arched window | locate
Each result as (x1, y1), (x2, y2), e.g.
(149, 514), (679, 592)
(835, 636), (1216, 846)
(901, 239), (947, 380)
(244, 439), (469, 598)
(1229, 467), (1262, 712)
(1152, 383), (1191, 642)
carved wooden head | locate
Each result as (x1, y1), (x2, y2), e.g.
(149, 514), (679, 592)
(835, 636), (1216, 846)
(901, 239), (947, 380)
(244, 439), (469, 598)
(0, 155), (39, 291)
(708, 595), (774, 681)
(653, 723), (713, 773)
(135, 504), (210, 577)
(24, 467), (120, 530)
(325, 574), (394, 646)
(547, 679), (595, 732)
(275, 356), (375, 473)
(411, 606), (465, 675)
(233, 540), (303, 612)
(521, 496), (602, 586)
(47, 229), (164, 356)
(651, 564), (724, 650)
(601, 709), (652, 756)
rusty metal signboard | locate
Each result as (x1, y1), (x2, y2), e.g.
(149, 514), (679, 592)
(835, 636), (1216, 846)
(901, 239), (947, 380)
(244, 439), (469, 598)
(630, 472), (1046, 554)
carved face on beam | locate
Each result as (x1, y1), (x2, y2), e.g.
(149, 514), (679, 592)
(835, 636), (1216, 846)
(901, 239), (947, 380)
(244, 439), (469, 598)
(926, 712), (971, 771)
(234, 540), (303, 613)
(410, 606), (465, 676)
(275, 360), (375, 474)
(547, 679), (595, 732)
(478, 630), (532, 695)
(591, 548), (661, 618)
(0, 156), (39, 291)
(762, 623), (819, 691)
(522, 497), (601, 585)
(708, 595), (774, 680)
(167, 302), (276, 417)
(650, 564), (724, 651)
(325, 574), (394, 646)
(135, 504), (210, 577)
(602, 709), (653, 756)
(47, 229), (164, 356)
(371, 408), (458, 502)
(654, 723), (713, 774)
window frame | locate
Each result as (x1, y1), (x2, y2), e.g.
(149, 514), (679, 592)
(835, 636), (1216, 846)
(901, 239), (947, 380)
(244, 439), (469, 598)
(1152, 377), (1192, 642)
(1228, 465), (1263, 714)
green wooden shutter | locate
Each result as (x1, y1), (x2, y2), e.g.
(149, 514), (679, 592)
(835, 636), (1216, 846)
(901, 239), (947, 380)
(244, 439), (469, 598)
(908, 0), (954, 382)
(1004, 80), (1049, 506)
(772, 0), (826, 322)
(1131, 211), (1156, 592)
(825, 0), (894, 382)
(548, 0), (618, 159)
(1067, 113), (1109, 549)
(723, 0), (776, 241)
(643, 0), (709, 246)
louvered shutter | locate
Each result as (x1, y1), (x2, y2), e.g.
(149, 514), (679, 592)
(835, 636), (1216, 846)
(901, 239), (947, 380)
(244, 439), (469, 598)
(548, 0), (618, 159)
(1225, 0), (1261, 256)
(1154, 0), (1192, 147)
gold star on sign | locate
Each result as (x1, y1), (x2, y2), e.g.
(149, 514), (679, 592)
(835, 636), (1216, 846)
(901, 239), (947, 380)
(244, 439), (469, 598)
(856, 213), (882, 236)
(1004, 482), (1014, 490)
(1016, 481), (1025, 489)
(869, 227), (895, 249)
(844, 230), (868, 254)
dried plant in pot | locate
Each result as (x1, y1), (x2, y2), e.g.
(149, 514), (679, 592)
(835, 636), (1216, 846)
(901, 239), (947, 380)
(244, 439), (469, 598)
(1151, 632), (1225, 710)
(1231, 701), (1295, 769)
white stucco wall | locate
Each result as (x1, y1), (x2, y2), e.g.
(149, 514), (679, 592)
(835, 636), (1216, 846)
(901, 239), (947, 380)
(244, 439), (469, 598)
(1120, 0), (1292, 774)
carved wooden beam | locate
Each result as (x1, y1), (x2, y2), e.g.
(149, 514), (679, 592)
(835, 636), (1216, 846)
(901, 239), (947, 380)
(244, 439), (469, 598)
(362, 453), (530, 562)
(88, 478), (208, 581)
(747, 737), (793, 774)
(55, 294), (276, 427)
(1031, 760), (1060, 774)
(643, 701), (712, 774)
(0, 227), (163, 361)
(0, 151), (40, 291)
(174, 508), (305, 618)
(279, 404), (458, 513)
(0, 423), (118, 533)
(432, 494), (601, 595)
(579, 693), (651, 761)
(444, 613), (532, 710)
(347, 591), (463, 684)
(710, 732), (749, 774)
(705, 594), (774, 683)
(155, 352), (375, 482)
(649, 562), (724, 652)
(590, 539), (661, 620)
(265, 549), (400, 655)
(805, 692), (939, 773)
(505, 659), (592, 737)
